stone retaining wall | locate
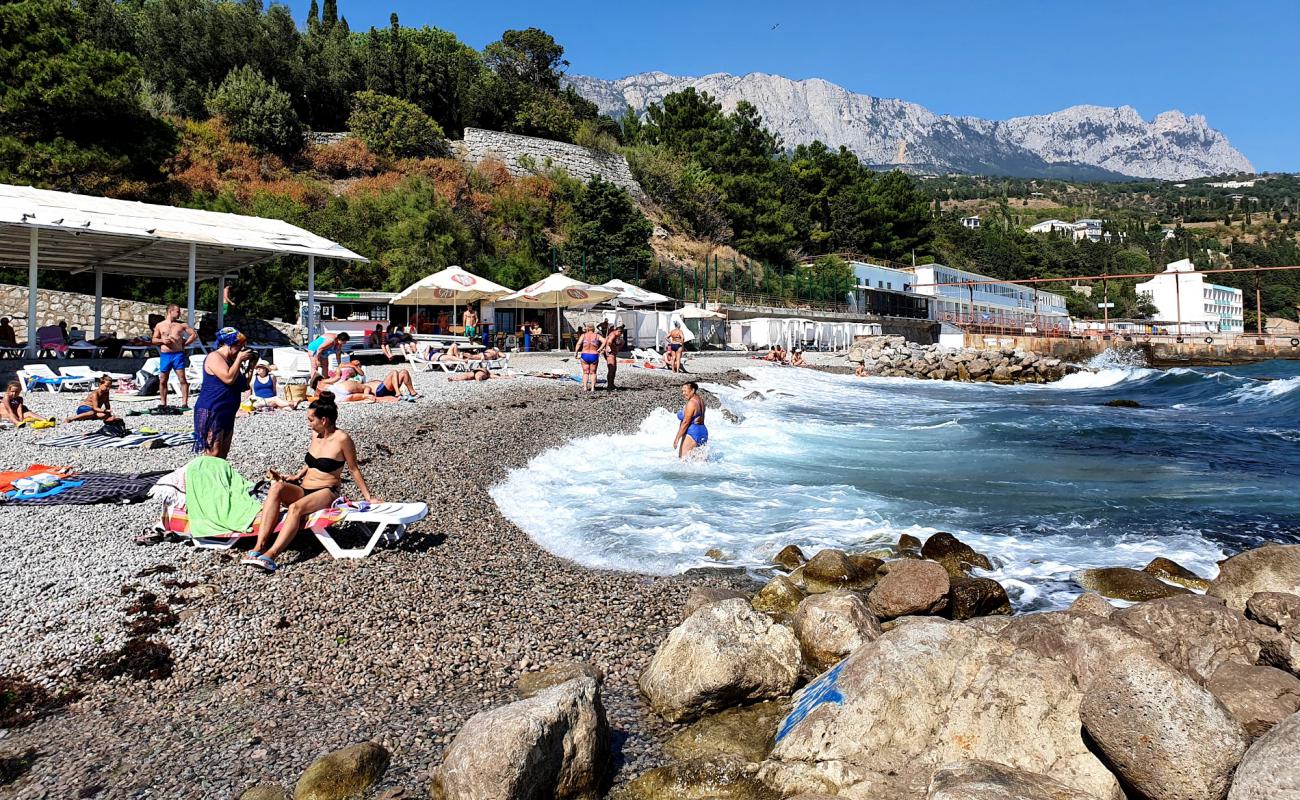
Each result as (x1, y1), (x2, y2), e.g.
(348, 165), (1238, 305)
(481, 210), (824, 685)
(454, 128), (645, 199)
(0, 283), (295, 344)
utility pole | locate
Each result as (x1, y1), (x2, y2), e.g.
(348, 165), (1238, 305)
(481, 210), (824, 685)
(1256, 269), (1263, 339)
(1102, 264), (1110, 339)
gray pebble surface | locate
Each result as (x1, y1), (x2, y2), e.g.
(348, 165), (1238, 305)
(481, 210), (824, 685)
(0, 353), (763, 798)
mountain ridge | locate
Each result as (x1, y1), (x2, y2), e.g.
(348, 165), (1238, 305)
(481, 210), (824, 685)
(568, 71), (1252, 181)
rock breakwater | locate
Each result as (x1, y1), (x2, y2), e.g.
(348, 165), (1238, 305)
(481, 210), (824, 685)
(850, 335), (1081, 383)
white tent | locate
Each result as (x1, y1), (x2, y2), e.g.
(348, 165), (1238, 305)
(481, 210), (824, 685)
(497, 273), (620, 348)
(0, 183), (367, 355)
(676, 304), (726, 319)
(598, 278), (672, 308)
(389, 265), (513, 337)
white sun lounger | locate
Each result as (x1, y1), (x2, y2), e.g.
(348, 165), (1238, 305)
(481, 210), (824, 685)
(18, 363), (94, 393)
(166, 501), (429, 559)
(60, 364), (131, 383)
(405, 351), (469, 373)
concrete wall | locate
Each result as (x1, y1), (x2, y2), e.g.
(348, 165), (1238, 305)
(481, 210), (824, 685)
(454, 128), (645, 199)
(963, 332), (1300, 366)
(0, 283), (295, 344)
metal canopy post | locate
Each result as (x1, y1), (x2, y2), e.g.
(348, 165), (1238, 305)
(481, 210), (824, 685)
(27, 228), (38, 358)
(307, 255), (316, 341)
(217, 274), (226, 330)
(186, 242), (197, 328)
(94, 267), (103, 340)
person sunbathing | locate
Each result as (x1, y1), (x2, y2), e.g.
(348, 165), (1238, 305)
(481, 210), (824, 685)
(65, 375), (121, 423)
(326, 377), (376, 402)
(855, 363), (868, 378)
(363, 368), (418, 399)
(242, 393), (378, 573)
(246, 363), (302, 411)
(425, 343), (471, 362)
(791, 349), (807, 367)
(2, 381), (49, 427)
(763, 346), (783, 362)
(448, 367), (511, 382)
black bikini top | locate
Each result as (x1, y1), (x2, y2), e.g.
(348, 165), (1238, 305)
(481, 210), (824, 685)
(305, 451), (345, 473)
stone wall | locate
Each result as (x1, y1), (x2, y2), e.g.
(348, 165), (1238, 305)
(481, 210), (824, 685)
(0, 283), (295, 344)
(454, 128), (645, 199)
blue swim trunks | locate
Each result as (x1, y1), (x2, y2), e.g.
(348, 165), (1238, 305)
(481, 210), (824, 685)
(158, 351), (188, 373)
(76, 404), (92, 415)
(580, 353), (600, 365)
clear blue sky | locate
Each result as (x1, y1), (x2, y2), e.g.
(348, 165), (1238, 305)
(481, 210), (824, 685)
(289, 0), (1298, 172)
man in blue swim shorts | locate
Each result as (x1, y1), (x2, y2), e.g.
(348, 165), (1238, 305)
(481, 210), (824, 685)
(673, 381), (708, 458)
(152, 304), (197, 410)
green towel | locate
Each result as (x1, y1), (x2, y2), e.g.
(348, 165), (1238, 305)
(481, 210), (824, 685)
(185, 456), (262, 538)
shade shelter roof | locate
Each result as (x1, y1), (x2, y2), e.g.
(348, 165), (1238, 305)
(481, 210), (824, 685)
(0, 183), (366, 279)
(497, 272), (620, 308)
(389, 266), (513, 306)
(597, 278), (672, 308)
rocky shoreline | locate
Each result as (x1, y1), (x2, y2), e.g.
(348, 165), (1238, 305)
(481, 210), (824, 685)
(850, 335), (1082, 383)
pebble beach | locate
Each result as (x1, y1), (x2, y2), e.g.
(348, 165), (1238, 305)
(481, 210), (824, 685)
(0, 353), (768, 798)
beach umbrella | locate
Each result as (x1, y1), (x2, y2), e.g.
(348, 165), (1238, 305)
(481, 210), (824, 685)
(598, 278), (672, 308)
(497, 273), (620, 349)
(389, 265), (514, 337)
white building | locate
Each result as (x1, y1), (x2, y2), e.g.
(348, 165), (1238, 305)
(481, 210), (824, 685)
(1135, 259), (1244, 335)
(848, 261), (930, 319)
(1027, 219), (1075, 235)
(960, 215), (981, 229)
(910, 264), (1069, 332)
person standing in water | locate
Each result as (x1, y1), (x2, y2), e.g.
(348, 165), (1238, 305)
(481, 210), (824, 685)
(673, 381), (708, 459)
(574, 323), (603, 392)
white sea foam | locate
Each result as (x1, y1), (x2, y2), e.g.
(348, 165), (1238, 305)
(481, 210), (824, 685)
(1050, 366), (1156, 390)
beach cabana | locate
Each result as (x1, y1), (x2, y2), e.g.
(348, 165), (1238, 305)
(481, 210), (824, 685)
(389, 265), (513, 337)
(497, 273), (619, 349)
(0, 183), (367, 356)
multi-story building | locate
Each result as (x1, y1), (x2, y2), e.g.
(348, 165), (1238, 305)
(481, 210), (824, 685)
(1136, 259), (1244, 335)
(847, 261), (929, 319)
(909, 264), (1070, 333)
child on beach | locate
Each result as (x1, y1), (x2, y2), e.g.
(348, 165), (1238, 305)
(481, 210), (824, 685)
(65, 375), (120, 424)
(2, 381), (51, 427)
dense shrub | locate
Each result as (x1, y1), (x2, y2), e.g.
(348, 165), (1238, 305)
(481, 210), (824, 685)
(206, 66), (303, 157)
(307, 137), (378, 178)
(347, 91), (446, 159)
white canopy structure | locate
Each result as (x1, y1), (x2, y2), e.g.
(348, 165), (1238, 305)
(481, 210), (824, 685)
(0, 183), (367, 355)
(498, 273), (619, 347)
(597, 278), (672, 308)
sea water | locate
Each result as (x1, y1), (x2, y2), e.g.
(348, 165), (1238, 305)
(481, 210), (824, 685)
(492, 356), (1300, 610)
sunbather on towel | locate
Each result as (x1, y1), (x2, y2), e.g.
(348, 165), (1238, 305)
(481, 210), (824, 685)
(447, 367), (512, 382)
(242, 393), (378, 573)
(65, 375), (121, 424)
(2, 381), (50, 427)
(363, 367), (418, 399)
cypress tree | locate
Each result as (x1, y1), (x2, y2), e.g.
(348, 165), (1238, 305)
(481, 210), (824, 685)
(322, 0), (337, 31)
(307, 0), (319, 32)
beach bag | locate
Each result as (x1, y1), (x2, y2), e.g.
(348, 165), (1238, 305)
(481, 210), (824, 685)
(284, 383), (307, 404)
(98, 419), (129, 438)
(136, 372), (160, 397)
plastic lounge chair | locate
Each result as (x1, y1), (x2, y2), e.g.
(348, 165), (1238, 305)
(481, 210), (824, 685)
(19, 364), (93, 393)
(61, 365), (131, 383)
(405, 350), (466, 373)
(156, 500), (428, 559)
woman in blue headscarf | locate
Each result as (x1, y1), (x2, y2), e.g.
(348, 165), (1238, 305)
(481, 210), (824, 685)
(193, 327), (254, 458)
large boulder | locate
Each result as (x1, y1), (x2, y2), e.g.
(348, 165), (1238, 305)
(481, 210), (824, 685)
(998, 611), (1162, 691)
(684, 587), (748, 620)
(751, 576), (806, 618)
(801, 549), (876, 593)
(516, 660), (605, 699)
(665, 700), (792, 765)
(947, 577), (1012, 621)
(921, 533), (993, 571)
(618, 756), (777, 800)
(1208, 545), (1300, 612)
(240, 786), (288, 800)
(1246, 592), (1300, 675)
(294, 743), (389, 800)
(1079, 653), (1248, 800)
(640, 599), (801, 723)
(925, 761), (1103, 800)
(759, 619), (1121, 800)
(791, 591), (882, 673)
(1074, 567), (1189, 602)
(1068, 592), (1114, 618)
(1144, 557), (1211, 591)
(773, 545), (807, 572)
(1207, 662), (1300, 740)
(867, 559), (951, 619)
(432, 676), (608, 800)
(1227, 709), (1300, 800)
(1112, 594), (1268, 682)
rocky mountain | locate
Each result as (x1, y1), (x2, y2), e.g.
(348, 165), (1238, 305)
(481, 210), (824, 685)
(568, 72), (1252, 181)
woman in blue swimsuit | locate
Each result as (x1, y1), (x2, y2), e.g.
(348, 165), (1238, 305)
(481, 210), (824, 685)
(673, 381), (708, 459)
(194, 327), (253, 457)
(574, 323), (603, 393)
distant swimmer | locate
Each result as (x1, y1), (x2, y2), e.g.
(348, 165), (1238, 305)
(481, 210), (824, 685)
(673, 381), (708, 459)
(855, 363), (868, 377)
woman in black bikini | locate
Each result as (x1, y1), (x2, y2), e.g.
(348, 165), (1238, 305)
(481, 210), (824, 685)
(242, 394), (378, 572)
